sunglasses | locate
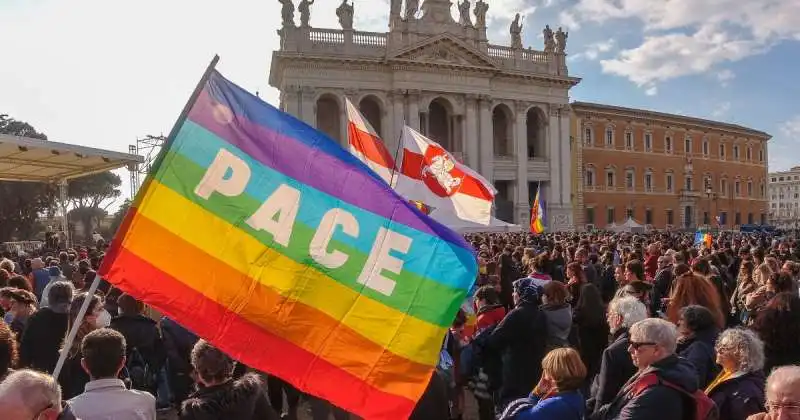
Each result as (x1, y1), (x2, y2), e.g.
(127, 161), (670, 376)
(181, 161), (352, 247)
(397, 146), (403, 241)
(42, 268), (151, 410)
(629, 341), (657, 350)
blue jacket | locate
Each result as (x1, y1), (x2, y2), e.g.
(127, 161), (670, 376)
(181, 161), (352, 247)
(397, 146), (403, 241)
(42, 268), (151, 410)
(504, 391), (585, 420)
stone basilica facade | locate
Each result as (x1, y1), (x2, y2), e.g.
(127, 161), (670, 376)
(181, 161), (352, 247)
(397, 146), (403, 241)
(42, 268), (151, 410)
(269, 0), (581, 229)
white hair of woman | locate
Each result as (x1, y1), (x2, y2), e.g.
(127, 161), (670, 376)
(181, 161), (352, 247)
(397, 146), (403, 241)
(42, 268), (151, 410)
(608, 296), (648, 330)
(0, 369), (61, 417)
(715, 328), (764, 373)
(629, 318), (678, 354)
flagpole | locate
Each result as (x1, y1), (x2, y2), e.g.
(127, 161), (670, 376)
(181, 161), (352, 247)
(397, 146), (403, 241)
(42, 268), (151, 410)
(389, 122), (405, 187)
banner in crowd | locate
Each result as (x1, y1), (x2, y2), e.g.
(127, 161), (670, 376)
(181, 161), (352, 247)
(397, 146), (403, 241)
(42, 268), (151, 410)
(530, 185), (545, 234)
(99, 67), (477, 419)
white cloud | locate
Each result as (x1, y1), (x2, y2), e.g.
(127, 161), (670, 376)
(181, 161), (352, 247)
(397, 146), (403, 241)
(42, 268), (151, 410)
(781, 115), (800, 138)
(566, 0), (800, 91)
(570, 38), (615, 61)
(711, 101), (731, 118)
(768, 115), (800, 171)
(716, 69), (736, 87)
(644, 86), (658, 96)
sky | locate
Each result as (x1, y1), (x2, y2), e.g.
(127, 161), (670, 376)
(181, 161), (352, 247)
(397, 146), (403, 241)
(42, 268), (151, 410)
(1, 0), (799, 207)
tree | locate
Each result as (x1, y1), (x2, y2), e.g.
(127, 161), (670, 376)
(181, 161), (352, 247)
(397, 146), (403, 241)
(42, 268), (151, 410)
(0, 114), (55, 241)
(107, 199), (131, 238)
(67, 171), (122, 240)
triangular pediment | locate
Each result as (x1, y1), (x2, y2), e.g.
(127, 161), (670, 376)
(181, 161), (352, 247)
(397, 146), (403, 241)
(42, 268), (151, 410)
(390, 34), (498, 69)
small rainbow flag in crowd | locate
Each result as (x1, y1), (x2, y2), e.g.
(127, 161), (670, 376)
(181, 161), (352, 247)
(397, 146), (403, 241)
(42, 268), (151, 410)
(409, 199), (435, 215)
(694, 231), (713, 249)
(99, 63), (477, 419)
(530, 185), (545, 234)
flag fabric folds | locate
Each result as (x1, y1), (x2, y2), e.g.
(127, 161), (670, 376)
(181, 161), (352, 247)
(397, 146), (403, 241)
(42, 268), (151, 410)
(99, 70), (477, 419)
(345, 98), (396, 184)
(530, 186), (545, 234)
(397, 126), (496, 225)
(694, 231), (713, 248)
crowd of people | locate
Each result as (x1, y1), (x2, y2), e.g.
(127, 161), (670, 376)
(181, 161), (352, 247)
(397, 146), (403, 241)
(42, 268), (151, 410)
(0, 229), (799, 420)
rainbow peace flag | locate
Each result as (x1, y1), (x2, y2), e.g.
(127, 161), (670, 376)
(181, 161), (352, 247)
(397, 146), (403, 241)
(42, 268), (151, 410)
(99, 68), (477, 418)
(530, 186), (545, 234)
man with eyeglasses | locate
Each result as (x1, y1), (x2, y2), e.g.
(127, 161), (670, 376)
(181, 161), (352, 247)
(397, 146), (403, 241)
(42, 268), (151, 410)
(591, 318), (700, 420)
(0, 369), (75, 419)
(747, 365), (800, 420)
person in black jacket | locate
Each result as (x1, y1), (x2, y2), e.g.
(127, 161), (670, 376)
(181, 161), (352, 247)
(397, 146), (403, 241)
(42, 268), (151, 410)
(19, 281), (73, 373)
(706, 328), (765, 420)
(489, 277), (547, 409)
(180, 340), (278, 420)
(109, 293), (166, 396)
(586, 296), (648, 416)
(592, 318), (699, 420)
(675, 305), (719, 389)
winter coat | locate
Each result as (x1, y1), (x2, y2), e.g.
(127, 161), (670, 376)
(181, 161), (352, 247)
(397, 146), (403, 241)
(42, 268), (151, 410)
(19, 307), (69, 374)
(676, 327), (719, 389)
(489, 301), (548, 406)
(475, 304), (506, 333)
(592, 354), (699, 420)
(541, 303), (572, 350)
(110, 315), (166, 373)
(706, 371), (765, 420)
(587, 329), (637, 415)
(409, 370), (451, 420)
(179, 373), (279, 420)
(501, 391), (585, 420)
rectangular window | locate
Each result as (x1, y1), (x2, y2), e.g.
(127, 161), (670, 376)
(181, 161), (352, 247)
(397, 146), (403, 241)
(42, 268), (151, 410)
(626, 172), (634, 189)
(703, 141), (709, 156)
(626, 208), (634, 218)
(720, 144), (726, 159)
(761, 213), (766, 224)
(720, 211), (727, 225)
(645, 133), (652, 151)
(721, 180), (728, 196)
(666, 209), (674, 225)
(734, 145), (739, 159)
(747, 182), (753, 197)
(760, 150), (764, 162)
(704, 211), (710, 225)
(645, 209), (653, 225)
(606, 130), (613, 146)
(585, 170), (594, 186)
(686, 177), (693, 191)
(645, 174), (653, 191)
(586, 208), (595, 225)
(746, 148), (752, 160)
(748, 213), (754, 224)
(625, 132), (633, 149)
(607, 207), (615, 224)
(584, 128), (592, 145)
(607, 172), (614, 187)
(666, 175), (673, 193)
(735, 181), (741, 196)
(665, 137), (672, 153)
(684, 138), (691, 154)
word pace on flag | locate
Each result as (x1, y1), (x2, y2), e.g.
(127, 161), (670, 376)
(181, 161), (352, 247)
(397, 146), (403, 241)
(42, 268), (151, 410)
(100, 64), (477, 419)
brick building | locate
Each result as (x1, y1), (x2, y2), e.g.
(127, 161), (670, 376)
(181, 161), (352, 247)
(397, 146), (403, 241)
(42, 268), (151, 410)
(571, 102), (771, 231)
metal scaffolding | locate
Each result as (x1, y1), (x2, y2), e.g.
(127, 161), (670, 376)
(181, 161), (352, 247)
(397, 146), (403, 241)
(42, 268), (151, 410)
(129, 134), (165, 196)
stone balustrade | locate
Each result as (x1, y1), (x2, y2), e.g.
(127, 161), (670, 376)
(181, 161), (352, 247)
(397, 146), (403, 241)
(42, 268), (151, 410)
(278, 26), (565, 75)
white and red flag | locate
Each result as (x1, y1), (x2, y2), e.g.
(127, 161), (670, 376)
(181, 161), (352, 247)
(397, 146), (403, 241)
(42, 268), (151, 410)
(396, 126), (496, 225)
(345, 98), (396, 184)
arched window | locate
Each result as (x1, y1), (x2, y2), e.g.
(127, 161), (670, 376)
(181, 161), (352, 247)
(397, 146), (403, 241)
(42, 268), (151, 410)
(316, 94), (342, 144)
(429, 98), (452, 151)
(358, 96), (383, 139)
(526, 108), (546, 158)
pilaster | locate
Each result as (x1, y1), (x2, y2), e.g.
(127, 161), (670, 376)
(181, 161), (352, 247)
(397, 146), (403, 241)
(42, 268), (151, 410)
(408, 89), (421, 132)
(515, 101), (530, 226)
(282, 85), (301, 119)
(465, 94), (479, 169)
(300, 87), (316, 127)
(478, 94), (494, 182)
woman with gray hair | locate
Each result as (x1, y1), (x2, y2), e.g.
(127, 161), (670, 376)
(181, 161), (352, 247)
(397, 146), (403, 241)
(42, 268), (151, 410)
(704, 328), (766, 420)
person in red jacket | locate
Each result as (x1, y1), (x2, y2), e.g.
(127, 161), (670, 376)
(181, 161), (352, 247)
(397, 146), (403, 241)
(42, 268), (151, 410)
(644, 243), (661, 282)
(474, 286), (506, 335)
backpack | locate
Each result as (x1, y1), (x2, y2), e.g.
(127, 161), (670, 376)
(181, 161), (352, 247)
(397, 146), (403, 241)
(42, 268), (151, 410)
(630, 372), (719, 420)
(125, 347), (157, 392)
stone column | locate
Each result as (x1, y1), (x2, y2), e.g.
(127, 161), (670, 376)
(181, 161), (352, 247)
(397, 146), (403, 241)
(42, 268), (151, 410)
(465, 94), (479, 169)
(300, 87), (316, 127)
(559, 105), (572, 207)
(282, 85), (301, 119)
(478, 94), (493, 182)
(515, 101), (530, 226)
(548, 105), (561, 207)
(391, 90), (405, 154)
(408, 90), (421, 132)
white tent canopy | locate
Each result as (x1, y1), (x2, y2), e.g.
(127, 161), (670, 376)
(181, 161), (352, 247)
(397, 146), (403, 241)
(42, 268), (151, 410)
(0, 134), (143, 248)
(0, 134), (142, 182)
(612, 217), (646, 233)
(449, 216), (522, 233)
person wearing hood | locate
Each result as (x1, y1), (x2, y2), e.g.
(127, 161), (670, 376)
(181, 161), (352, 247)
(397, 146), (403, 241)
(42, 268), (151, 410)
(540, 281), (572, 351)
(19, 281), (74, 374)
(489, 277), (548, 408)
(675, 305), (720, 389)
(591, 318), (700, 420)
(180, 339), (278, 420)
(705, 328), (765, 420)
